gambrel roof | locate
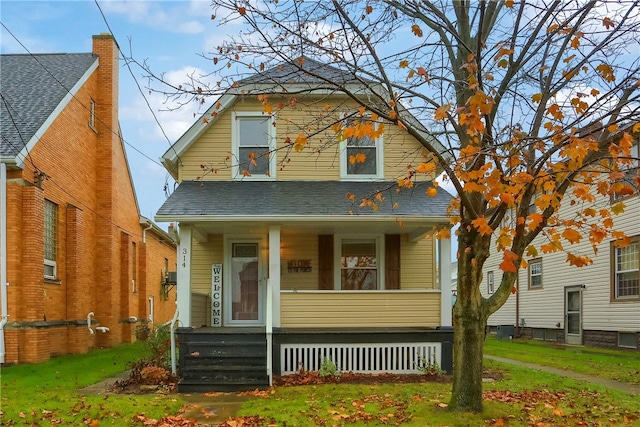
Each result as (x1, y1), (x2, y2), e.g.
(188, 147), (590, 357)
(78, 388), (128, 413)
(0, 53), (98, 165)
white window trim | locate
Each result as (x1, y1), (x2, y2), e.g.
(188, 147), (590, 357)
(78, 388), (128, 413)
(487, 271), (494, 294)
(333, 234), (385, 290)
(231, 111), (276, 180)
(529, 258), (543, 289)
(44, 259), (57, 280)
(614, 241), (639, 299)
(339, 113), (384, 181)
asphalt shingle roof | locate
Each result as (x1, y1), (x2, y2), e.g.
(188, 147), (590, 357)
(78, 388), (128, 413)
(0, 52), (97, 158)
(157, 180), (452, 219)
(237, 56), (367, 87)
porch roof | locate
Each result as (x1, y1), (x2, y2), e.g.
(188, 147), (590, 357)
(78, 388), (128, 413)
(156, 180), (453, 223)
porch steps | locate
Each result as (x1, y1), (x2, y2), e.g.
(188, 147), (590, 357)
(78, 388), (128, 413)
(178, 332), (269, 393)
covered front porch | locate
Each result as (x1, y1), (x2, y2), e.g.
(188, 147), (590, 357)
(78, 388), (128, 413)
(157, 180), (454, 391)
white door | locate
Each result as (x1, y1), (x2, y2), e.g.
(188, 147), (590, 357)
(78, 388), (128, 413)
(226, 242), (264, 325)
(565, 287), (582, 345)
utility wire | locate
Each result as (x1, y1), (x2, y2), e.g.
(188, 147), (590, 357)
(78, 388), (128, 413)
(94, 0), (182, 168)
(0, 21), (164, 169)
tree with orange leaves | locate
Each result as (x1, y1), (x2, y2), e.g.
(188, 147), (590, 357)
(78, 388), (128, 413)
(143, 1), (640, 413)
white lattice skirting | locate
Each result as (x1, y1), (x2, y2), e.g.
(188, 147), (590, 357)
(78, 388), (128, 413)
(280, 342), (441, 375)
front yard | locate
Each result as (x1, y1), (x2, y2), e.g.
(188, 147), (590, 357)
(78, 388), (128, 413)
(1, 338), (639, 426)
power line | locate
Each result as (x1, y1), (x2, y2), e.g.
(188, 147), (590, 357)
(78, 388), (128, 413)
(0, 21), (165, 169)
(93, 0), (182, 168)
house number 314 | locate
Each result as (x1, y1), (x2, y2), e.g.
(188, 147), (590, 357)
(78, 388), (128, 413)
(182, 248), (188, 268)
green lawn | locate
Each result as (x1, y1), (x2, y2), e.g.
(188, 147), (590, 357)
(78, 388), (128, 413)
(1, 338), (639, 426)
(484, 335), (640, 385)
(0, 342), (183, 426)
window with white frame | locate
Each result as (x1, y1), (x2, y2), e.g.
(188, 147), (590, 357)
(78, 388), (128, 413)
(487, 271), (495, 294)
(89, 99), (96, 130)
(613, 239), (639, 300)
(611, 143), (639, 201)
(340, 115), (383, 179)
(337, 237), (381, 290)
(232, 112), (275, 179)
(44, 199), (58, 279)
(528, 258), (542, 289)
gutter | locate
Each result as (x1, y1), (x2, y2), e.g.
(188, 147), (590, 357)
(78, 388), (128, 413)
(154, 214), (451, 224)
(1, 163), (8, 363)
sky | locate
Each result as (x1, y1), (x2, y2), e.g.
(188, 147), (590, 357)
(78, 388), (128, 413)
(1, 0), (228, 220)
(1, 0), (459, 259)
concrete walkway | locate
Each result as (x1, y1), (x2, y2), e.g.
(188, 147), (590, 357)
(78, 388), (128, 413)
(484, 354), (640, 395)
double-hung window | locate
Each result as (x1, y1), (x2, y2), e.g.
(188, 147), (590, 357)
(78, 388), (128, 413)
(340, 115), (383, 180)
(44, 199), (58, 279)
(528, 258), (542, 289)
(337, 237), (381, 290)
(232, 112), (276, 179)
(613, 239), (639, 300)
(487, 271), (495, 294)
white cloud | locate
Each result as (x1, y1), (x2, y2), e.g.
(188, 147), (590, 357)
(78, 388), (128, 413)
(100, 0), (208, 34)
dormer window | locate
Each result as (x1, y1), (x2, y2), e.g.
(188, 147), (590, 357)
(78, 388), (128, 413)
(232, 112), (276, 179)
(340, 115), (383, 180)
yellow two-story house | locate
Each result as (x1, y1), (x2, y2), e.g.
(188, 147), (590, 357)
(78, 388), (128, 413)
(156, 58), (454, 392)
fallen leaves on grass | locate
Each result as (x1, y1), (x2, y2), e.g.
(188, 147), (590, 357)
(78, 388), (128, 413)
(132, 414), (198, 426)
(274, 370), (449, 386)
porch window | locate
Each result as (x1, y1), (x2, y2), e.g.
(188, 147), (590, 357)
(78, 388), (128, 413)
(44, 199), (58, 279)
(339, 238), (379, 290)
(612, 238), (639, 300)
(340, 115), (383, 179)
(528, 258), (542, 289)
(232, 112), (275, 179)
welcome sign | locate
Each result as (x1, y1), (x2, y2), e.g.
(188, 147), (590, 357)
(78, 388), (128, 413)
(211, 264), (222, 326)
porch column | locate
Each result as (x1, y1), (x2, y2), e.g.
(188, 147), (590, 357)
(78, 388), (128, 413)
(438, 235), (452, 326)
(177, 225), (192, 327)
(268, 226), (281, 327)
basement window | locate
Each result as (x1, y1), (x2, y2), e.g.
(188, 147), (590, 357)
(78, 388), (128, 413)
(618, 332), (638, 349)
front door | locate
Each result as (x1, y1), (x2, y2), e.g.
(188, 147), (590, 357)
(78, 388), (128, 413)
(565, 287), (582, 345)
(226, 242), (263, 325)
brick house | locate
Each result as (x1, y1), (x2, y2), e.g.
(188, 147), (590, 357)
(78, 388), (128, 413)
(0, 34), (177, 364)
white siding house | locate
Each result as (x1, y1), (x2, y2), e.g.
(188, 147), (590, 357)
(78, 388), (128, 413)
(481, 143), (639, 350)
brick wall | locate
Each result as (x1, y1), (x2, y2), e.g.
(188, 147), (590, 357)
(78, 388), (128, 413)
(1, 34), (174, 364)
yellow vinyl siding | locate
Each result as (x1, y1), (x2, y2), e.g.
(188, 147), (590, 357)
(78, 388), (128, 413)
(180, 112), (233, 181)
(191, 234), (223, 295)
(280, 291), (441, 327)
(179, 96), (436, 182)
(281, 231), (319, 291)
(401, 234), (436, 289)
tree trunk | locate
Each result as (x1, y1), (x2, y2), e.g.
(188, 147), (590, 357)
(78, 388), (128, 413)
(448, 225), (490, 412)
(449, 282), (487, 412)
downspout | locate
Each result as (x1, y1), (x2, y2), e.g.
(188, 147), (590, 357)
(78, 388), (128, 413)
(0, 163), (8, 363)
(142, 219), (153, 244)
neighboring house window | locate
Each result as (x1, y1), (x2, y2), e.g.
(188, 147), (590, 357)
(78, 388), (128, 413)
(612, 238), (639, 300)
(528, 258), (543, 289)
(337, 237), (381, 290)
(611, 143), (639, 202)
(232, 112), (275, 179)
(340, 115), (383, 180)
(44, 200), (58, 279)
(89, 99), (96, 130)
(132, 242), (137, 294)
(487, 271), (495, 294)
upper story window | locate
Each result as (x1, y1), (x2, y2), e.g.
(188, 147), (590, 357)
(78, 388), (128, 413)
(44, 199), (58, 279)
(611, 143), (639, 202)
(336, 236), (382, 290)
(528, 258), (543, 289)
(340, 116), (383, 180)
(89, 99), (96, 131)
(232, 112), (276, 179)
(487, 271), (495, 294)
(612, 238), (639, 300)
